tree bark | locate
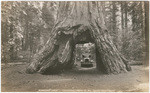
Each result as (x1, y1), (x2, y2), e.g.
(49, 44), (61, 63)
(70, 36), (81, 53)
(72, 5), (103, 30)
(26, 1), (131, 74)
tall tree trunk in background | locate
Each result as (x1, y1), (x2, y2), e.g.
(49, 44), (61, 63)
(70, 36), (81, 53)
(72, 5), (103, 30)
(1, 22), (9, 63)
(112, 2), (119, 49)
(140, 2), (144, 32)
(132, 3), (136, 32)
(24, 19), (29, 50)
(9, 24), (14, 60)
(26, 1), (131, 74)
(121, 2), (124, 30)
(144, 1), (149, 66)
(101, 2), (106, 26)
(22, 3), (29, 51)
(112, 2), (117, 32)
(124, 2), (128, 30)
(121, 1), (125, 52)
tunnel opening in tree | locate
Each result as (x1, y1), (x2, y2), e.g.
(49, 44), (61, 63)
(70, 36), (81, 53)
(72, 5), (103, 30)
(74, 29), (104, 71)
(75, 43), (96, 68)
(26, 24), (131, 74)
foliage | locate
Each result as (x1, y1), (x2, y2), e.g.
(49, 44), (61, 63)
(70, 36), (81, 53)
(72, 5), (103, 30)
(101, 1), (145, 61)
(1, 1), (55, 62)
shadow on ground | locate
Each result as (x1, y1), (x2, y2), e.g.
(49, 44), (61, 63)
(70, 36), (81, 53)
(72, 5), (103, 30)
(1, 63), (149, 92)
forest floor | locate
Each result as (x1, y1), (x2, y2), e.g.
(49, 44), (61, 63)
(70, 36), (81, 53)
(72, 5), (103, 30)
(1, 63), (149, 92)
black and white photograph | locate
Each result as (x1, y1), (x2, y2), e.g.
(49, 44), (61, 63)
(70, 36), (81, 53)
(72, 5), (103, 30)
(1, 1), (149, 92)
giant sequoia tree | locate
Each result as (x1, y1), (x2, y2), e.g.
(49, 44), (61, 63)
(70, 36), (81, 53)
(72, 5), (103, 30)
(26, 1), (131, 74)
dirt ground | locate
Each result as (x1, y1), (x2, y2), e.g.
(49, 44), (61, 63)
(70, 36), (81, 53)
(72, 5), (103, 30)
(1, 63), (149, 92)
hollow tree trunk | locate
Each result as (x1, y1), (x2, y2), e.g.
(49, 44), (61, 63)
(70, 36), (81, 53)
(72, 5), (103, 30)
(26, 1), (131, 74)
(26, 31), (74, 74)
